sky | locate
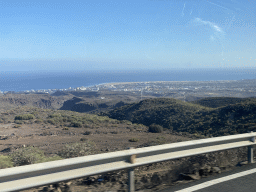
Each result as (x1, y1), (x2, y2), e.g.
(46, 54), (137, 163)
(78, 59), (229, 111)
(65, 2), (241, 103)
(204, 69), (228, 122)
(0, 0), (255, 71)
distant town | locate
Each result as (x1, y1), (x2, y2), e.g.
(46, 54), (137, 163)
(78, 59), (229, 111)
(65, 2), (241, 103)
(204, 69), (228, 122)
(2, 79), (256, 99)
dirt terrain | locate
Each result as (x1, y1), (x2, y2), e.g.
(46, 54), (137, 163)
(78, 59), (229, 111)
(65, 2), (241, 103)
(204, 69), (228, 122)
(0, 121), (251, 192)
(0, 122), (190, 156)
(0, 121), (191, 192)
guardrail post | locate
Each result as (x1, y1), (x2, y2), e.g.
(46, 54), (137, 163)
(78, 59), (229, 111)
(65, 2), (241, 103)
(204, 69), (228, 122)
(128, 147), (136, 192)
(128, 168), (135, 192)
(248, 136), (255, 163)
(248, 145), (253, 163)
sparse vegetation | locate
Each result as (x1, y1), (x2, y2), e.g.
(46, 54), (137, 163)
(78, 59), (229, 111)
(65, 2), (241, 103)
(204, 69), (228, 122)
(72, 121), (83, 127)
(34, 119), (43, 124)
(83, 131), (92, 135)
(10, 146), (46, 166)
(0, 155), (13, 169)
(129, 138), (139, 142)
(121, 120), (132, 125)
(36, 155), (63, 163)
(149, 124), (163, 133)
(15, 114), (35, 120)
(9, 146), (63, 166)
(14, 120), (23, 124)
(58, 142), (96, 158)
(80, 138), (88, 142)
(156, 136), (166, 141)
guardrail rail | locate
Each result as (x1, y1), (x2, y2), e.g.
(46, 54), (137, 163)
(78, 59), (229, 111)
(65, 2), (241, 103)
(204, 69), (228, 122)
(0, 132), (256, 192)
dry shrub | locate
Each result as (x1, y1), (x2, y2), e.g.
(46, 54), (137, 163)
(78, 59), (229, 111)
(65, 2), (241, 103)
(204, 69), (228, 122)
(58, 141), (96, 158)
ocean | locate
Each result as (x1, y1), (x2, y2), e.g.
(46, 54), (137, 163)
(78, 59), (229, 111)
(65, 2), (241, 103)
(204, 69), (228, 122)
(0, 68), (255, 92)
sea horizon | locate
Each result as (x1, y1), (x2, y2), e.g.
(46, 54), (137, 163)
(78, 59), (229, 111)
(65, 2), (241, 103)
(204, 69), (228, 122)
(0, 68), (256, 92)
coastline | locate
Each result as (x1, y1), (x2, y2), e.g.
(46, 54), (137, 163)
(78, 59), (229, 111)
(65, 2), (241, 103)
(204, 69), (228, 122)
(0, 69), (255, 93)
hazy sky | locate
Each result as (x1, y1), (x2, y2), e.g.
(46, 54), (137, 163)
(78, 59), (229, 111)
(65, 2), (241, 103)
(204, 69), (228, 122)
(0, 0), (255, 71)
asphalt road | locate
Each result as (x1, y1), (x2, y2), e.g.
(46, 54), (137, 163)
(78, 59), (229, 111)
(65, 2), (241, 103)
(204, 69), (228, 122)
(159, 163), (256, 192)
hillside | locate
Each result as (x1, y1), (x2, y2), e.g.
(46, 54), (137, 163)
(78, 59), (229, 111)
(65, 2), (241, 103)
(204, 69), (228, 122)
(60, 96), (126, 113)
(0, 91), (131, 114)
(105, 98), (211, 131)
(191, 97), (250, 108)
(0, 93), (72, 112)
(105, 98), (256, 136)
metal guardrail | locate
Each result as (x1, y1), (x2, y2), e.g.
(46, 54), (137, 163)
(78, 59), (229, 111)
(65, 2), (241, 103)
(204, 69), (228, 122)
(0, 132), (256, 192)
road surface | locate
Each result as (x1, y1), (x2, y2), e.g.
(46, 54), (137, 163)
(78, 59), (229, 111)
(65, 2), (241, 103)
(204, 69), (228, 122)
(159, 163), (256, 192)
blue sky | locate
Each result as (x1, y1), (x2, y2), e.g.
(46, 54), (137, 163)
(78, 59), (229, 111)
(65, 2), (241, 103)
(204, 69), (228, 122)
(0, 0), (255, 71)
